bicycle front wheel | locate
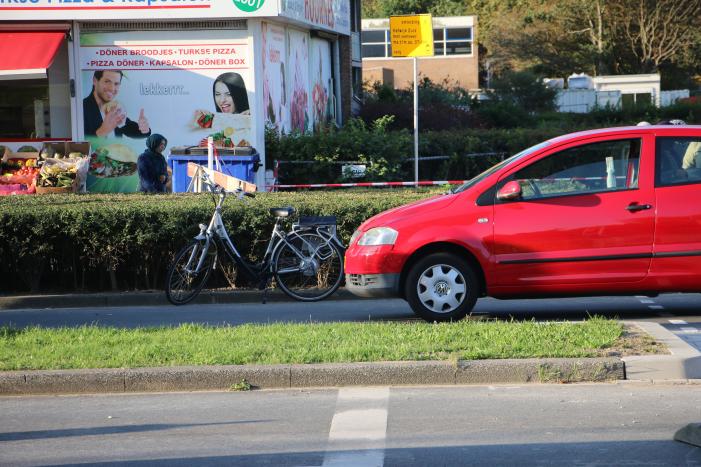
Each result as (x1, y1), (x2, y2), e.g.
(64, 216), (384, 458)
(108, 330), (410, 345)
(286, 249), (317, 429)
(165, 239), (217, 305)
(274, 232), (344, 301)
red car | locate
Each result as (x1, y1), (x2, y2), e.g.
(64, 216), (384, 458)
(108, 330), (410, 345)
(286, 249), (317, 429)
(345, 125), (701, 322)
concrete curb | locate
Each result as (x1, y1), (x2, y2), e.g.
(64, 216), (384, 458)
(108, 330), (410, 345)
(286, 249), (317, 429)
(0, 288), (362, 310)
(622, 321), (701, 380)
(0, 358), (624, 395)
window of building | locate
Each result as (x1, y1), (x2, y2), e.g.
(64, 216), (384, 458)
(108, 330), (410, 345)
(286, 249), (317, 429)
(622, 92), (652, 109)
(437, 27), (472, 56)
(361, 25), (473, 58)
(361, 29), (388, 57)
(350, 0), (361, 33)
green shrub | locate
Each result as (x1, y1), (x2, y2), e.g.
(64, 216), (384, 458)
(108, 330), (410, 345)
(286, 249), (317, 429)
(0, 190), (440, 294)
(486, 70), (558, 113)
(266, 118), (567, 184)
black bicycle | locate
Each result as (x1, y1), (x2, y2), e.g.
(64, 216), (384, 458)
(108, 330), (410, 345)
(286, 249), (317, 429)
(165, 172), (345, 305)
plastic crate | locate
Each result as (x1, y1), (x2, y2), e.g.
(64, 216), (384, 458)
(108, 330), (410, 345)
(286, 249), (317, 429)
(168, 153), (259, 192)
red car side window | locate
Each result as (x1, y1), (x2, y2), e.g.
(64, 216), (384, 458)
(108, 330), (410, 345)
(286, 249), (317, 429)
(503, 138), (641, 201)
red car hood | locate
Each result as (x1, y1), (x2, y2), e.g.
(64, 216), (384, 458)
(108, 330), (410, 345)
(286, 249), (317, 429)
(358, 193), (459, 231)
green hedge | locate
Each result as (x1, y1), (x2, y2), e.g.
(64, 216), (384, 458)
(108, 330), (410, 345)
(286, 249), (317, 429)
(266, 121), (565, 185)
(0, 189), (440, 294)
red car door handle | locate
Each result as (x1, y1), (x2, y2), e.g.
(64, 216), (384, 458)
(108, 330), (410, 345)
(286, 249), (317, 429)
(626, 203), (652, 212)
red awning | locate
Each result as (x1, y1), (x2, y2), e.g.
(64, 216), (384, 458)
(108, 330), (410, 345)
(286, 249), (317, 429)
(0, 31), (66, 80)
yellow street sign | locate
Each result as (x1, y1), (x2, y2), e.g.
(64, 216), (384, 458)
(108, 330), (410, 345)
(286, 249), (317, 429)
(389, 14), (434, 57)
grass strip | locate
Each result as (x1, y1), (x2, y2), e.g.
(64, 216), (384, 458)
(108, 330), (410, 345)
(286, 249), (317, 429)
(0, 317), (622, 371)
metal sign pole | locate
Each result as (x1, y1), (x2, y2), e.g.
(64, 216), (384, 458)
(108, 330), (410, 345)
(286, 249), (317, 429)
(389, 14), (433, 188)
(414, 56), (419, 188)
(207, 136), (214, 171)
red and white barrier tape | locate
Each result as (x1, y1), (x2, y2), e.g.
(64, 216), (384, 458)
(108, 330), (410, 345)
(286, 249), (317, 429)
(268, 176), (628, 190)
(269, 180), (467, 189)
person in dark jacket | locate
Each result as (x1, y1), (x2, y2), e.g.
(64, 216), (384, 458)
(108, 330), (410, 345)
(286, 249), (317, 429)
(137, 134), (169, 193)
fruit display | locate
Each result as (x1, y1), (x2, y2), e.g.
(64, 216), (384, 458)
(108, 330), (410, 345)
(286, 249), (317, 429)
(17, 145), (38, 153)
(5, 158), (38, 168)
(5, 165), (40, 178)
(1, 157), (40, 185)
(38, 163), (78, 188)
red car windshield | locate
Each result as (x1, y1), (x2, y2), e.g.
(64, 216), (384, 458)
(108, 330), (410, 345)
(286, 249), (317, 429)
(451, 141), (552, 194)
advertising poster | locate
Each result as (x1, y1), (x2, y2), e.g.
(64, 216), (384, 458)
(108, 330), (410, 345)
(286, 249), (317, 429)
(287, 29), (310, 133)
(79, 30), (252, 192)
(310, 38), (333, 132)
(262, 22), (289, 134)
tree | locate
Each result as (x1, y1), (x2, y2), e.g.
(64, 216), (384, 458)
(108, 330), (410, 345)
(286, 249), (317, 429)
(613, 0), (701, 73)
(484, 1), (599, 76)
(361, 0), (701, 87)
(487, 70), (557, 112)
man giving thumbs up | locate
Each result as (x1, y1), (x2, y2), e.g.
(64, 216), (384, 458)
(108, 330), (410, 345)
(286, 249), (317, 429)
(83, 70), (151, 139)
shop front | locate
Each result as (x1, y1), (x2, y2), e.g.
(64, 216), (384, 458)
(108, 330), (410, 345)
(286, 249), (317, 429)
(0, 0), (350, 192)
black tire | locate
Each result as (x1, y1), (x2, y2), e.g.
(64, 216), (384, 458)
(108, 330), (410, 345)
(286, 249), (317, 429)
(405, 252), (479, 322)
(274, 232), (344, 301)
(165, 239), (217, 305)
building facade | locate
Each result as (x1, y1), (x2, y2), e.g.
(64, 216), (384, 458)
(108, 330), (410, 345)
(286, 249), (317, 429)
(361, 15), (478, 91)
(0, 0), (359, 190)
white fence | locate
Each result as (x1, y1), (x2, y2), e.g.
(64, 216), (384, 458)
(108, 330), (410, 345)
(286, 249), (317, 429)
(555, 90), (620, 113)
(555, 89), (689, 113)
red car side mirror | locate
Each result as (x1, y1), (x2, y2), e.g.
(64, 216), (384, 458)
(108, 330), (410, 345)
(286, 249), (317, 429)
(496, 180), (522, 201)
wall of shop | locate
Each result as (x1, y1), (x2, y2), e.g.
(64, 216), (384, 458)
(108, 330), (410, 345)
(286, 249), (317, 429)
(1, 0), (353, 192)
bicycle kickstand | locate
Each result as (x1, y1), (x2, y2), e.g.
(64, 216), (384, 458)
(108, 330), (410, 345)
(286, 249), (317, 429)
(259, 275), (272, 304)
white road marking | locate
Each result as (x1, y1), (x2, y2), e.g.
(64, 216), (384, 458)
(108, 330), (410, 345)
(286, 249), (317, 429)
(322, 387), (389, 467)
(680, 327), (700, 334)
(669, 319), (688, 325)
(648, 305), (665, 310)
(639, 299), (655, 304)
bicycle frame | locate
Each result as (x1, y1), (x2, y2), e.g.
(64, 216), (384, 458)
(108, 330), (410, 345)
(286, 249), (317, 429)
(190, 188), (338, 286)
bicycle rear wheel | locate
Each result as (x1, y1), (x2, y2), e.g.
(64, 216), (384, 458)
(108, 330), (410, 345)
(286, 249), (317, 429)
(274, 232), (344, 301)
(165, 239), (217, 305)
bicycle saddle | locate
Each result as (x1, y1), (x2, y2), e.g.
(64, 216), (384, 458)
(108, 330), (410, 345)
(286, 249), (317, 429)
(270, 207), (296, 218)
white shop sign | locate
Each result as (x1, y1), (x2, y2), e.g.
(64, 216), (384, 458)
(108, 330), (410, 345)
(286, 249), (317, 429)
(0, 0), (277, 20)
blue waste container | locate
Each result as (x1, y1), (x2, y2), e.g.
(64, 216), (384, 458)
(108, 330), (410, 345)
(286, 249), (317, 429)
(168, 151), (260, 192)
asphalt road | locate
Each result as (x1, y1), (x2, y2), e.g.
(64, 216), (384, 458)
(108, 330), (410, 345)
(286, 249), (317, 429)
(1, 383), (700, 466)
(1, 293), (701, 326)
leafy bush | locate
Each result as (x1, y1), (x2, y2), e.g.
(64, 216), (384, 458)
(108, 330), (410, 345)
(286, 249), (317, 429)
(266, 120), (566, 184)
(361, 77), (477, 131)
(486, 70), (558, 112)
(0, 190), (439, 294)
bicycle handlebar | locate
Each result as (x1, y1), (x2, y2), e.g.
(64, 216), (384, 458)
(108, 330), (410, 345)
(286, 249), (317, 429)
(199, 170), (256, 198)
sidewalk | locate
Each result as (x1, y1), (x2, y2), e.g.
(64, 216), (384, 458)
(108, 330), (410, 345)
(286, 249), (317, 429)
(1, 291), (700, 395)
